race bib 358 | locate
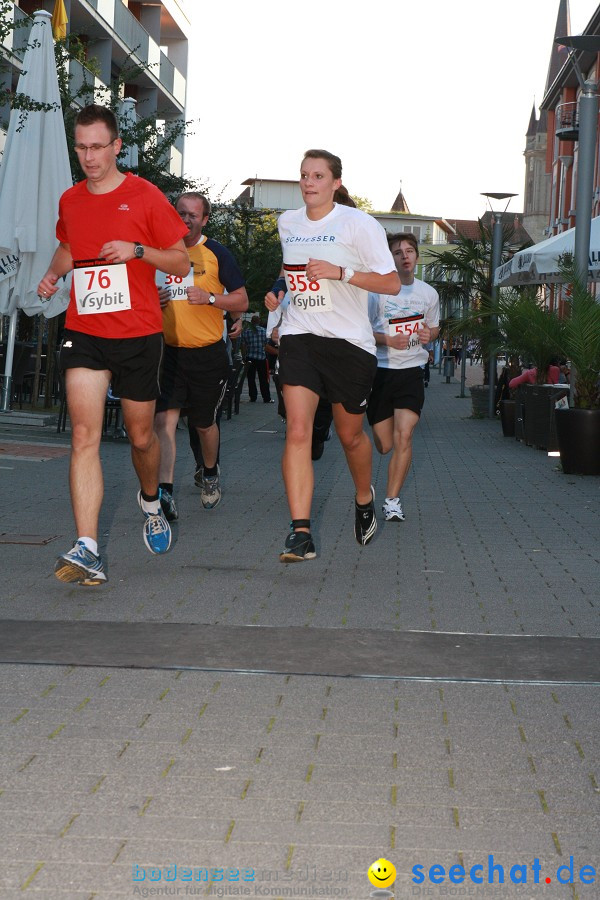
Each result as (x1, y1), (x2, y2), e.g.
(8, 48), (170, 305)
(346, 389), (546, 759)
(284, 263), (333, 313)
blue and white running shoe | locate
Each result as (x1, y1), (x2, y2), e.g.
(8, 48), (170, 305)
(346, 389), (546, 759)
(54, 541), (107, 585)
(137, 490), (172, 554)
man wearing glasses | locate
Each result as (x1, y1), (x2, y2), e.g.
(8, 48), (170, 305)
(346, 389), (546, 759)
(154, 193), (248, 519)
(38, 104), (189, 585)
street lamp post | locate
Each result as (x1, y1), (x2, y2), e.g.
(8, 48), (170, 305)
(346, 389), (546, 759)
(481, 192), (517, 418)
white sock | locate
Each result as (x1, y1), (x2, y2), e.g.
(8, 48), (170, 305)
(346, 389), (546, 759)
(78, 537), (98, 556)
(140, 495), (160, 514)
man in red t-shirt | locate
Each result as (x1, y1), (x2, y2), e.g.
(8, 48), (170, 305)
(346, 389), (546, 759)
(38, 104), (189, 585)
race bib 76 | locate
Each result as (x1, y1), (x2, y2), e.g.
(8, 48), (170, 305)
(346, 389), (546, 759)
(73, 258), (131, 315)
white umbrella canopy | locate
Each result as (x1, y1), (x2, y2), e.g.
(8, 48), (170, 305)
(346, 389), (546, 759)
(495, 217), (600, 286)
(0, 9), (72, 319)
(0, 9), (72, 409)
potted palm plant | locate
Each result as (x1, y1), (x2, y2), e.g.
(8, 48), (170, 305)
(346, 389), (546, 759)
(428, 220), (530, 418)
(551, 272), (600, 475)
(498, 269), (600, 472)
(497, 290), (569, 451)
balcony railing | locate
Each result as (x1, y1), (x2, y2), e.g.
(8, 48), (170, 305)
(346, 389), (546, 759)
(556, 101), (579, 140)
(113, 1), (149, 61)
(159, 52), (175, 96)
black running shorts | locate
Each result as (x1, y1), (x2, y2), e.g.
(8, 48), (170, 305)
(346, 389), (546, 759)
(60, 329), (163, 402)
(278, 333), (377, 415)
(366, 365), (425, 425)
(156, 341), (229, 428)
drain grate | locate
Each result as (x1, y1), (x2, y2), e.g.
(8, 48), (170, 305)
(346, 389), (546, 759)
(0, 533), (59, 545)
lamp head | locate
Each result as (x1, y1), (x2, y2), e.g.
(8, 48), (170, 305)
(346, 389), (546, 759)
(481, 192), (518, 202)
(555, 34), (600, 52)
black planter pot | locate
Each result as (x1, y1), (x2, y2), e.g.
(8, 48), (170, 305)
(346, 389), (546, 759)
(469, 385), (490, 418)
(521, 384), (570, 451)
(499, 400), (516, 437)
(555, 408), (600, 475)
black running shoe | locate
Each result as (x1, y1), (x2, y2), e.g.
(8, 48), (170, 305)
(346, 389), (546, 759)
(354, 486), (377, 546)
(311, 437), (325, 461)
(160, 488), (178, 521)
(194, 465), (203, 487)
(280, 530), (316, 563)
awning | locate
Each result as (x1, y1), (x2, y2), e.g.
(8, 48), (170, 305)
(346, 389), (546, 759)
(494, 217), (600, 285)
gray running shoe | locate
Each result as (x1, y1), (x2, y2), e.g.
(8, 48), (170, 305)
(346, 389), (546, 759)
(201, 465), (221, 509)
(55, 541), (107, 585)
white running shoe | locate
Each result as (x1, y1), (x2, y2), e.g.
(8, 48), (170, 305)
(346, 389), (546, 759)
(383, 497), (405, 522)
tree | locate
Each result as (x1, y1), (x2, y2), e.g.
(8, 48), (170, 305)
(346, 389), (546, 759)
(427, 220), (524, 385)
(205, 203), (282, 314)
(351, 195), (374, 212)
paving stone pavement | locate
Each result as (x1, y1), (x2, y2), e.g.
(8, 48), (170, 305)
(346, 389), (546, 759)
(0, 366), (599, 899)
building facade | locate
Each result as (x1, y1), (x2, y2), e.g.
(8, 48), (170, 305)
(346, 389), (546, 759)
(523, 103), (551, 245)
(540, 0), (600, 237)
(1, 0), (190, 173)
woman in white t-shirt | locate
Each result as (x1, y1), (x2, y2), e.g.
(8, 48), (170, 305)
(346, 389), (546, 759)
(265, 149), (399, 562)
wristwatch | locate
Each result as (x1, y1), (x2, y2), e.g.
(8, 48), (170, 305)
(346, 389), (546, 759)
(342, 267), (355, 283)
(208, 293), (216, 305)
(133, 242), (144, 259)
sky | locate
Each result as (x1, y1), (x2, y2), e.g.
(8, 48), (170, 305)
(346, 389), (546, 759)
(183, 0), (600, 221)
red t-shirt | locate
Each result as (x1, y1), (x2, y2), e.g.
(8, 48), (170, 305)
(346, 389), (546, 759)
(57, 173), (187, 338)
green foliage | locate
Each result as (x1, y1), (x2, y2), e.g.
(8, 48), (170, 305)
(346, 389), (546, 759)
(205, 203), (282, 313)
(524, 268), (600, 409)
(351, 195), (374, 212)
(496, 290), (565, 383)
(427, 219), (526, 384)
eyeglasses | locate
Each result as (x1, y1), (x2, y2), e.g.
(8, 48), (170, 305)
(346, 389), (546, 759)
(73, 139), (116, 154)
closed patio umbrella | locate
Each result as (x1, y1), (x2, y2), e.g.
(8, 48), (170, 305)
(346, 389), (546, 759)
(51, 0), (68, 41)
(0, 9), (72, 411)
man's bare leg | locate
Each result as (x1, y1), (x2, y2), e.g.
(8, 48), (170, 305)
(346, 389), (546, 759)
(66, 367), (111, 540)
(121, 397), (161, 496)
(154, 408), (181, 483)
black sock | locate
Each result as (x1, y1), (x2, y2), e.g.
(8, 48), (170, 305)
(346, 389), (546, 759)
(141, 489), (159, 502)
(203, 464), (218, 477)
(159, 482), (173, 494)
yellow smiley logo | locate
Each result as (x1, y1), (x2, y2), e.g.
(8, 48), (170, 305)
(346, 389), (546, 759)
(368, 858), (396, 888)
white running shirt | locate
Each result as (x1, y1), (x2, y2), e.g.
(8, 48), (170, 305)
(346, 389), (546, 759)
(278, 204), (395, 355)
(368, 278), (440, 369)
